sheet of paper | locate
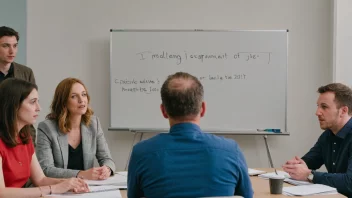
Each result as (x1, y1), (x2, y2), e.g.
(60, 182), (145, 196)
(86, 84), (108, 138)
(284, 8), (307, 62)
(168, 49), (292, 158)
(248, 168), (266, 176)
(284, 178), (311, 186)
(46, 189), (122, 198)
(258, 170), (290, 179)
(283, 184), (337, 196)
(85, 174), (127, 186)
(116, 171), (128, 177)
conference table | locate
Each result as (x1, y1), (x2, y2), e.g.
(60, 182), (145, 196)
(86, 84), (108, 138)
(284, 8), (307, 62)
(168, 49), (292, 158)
(119, 168), (345, 198)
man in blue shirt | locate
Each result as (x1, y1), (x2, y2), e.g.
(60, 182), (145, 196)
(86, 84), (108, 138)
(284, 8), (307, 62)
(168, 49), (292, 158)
(127, 72), (253, 198)
(283, 83), (352, 197)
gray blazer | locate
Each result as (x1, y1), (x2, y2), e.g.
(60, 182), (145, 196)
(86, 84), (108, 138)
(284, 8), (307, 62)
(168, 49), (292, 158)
(36, 116), (116, 178)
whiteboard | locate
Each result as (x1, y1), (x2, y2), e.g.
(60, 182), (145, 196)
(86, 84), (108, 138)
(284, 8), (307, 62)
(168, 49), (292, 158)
(109, 30), (288, 133)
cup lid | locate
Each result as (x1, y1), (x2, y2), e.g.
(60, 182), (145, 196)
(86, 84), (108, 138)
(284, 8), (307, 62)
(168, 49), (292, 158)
(270, 175), (285, 179)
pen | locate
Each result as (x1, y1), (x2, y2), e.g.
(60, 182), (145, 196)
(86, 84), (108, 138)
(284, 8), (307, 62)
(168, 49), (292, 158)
(257, 129), (281, 133)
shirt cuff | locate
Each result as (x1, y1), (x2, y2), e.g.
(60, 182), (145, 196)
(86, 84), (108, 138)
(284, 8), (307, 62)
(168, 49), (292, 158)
(312, 170), (325, 183)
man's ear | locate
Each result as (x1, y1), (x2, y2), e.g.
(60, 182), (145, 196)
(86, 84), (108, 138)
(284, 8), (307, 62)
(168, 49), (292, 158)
(160, 104), (169, 119)
(200, 101), (206, 117)
(340, 106), (349, 117)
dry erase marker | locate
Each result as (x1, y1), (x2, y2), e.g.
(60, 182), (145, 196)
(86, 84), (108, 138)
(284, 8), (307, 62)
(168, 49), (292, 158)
(257, 129), (281, 133)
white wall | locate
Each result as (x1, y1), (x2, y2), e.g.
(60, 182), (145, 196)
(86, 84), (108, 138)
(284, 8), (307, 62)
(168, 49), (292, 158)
(0, 0), (27, 65)
(27, 0), (333, 171)
(333, 0), (352, 84)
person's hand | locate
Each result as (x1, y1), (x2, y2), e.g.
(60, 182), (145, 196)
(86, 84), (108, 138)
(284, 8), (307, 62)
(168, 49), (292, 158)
(282, 157), (311, 181)
(284, 156), (301, 165)
(98, 165), (112, 180)
(51, 178), (89, 194)
(77, 167), (105, 180)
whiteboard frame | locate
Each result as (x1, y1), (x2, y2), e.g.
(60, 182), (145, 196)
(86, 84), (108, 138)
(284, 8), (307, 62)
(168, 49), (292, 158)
(109, 29), (289, 135)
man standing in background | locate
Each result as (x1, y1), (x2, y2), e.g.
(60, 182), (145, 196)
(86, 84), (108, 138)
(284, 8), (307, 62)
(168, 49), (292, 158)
(0, 26), (36, 146)
(128, 72), (253, 198)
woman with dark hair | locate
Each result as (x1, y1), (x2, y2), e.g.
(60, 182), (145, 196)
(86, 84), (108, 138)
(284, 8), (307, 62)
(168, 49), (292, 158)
(0, 78), (89, 197)
(36, 78), (115, 180)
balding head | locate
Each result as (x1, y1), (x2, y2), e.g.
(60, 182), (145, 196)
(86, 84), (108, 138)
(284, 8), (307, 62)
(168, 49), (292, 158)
(160, 72), (204, 121)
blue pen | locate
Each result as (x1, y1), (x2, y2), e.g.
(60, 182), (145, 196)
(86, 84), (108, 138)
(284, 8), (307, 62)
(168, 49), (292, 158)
(257, 129), (281, 133)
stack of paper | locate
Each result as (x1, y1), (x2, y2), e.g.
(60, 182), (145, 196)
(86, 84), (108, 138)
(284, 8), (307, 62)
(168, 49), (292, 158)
(283, 184), (337, 196)
(88, 185), (120, 193)
(258, 171), (290, 179)
(284, 178), (311, 186)
(248, 168), (266, 176)
(84, 174), (127, 188)
(116, 171), (128, 176)
(47, 188), (122, 197)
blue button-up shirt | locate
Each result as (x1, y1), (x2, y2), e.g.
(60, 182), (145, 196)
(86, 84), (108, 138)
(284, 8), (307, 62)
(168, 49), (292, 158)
(302, 118), (352, 197)
(127, 123), (253, 198)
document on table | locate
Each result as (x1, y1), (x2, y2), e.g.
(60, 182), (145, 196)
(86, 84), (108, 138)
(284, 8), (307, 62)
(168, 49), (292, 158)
(116, 171), (128, 177)
(283, 184), (337, 196)
(258, 170), (290, 179)
(46, 188), (122, 197)
(84, 174), (127, 187)
(248, 168), (266, 176)
(284, 178), (311, 186)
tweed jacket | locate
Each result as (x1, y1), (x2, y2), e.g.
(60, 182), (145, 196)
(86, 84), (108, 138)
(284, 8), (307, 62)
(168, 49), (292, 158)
(13, 62), (36, 84)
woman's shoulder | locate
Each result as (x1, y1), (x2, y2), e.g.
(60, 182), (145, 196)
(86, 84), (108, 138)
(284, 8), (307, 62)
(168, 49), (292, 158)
(88, 115), (99, 125)
(38, 119), (59, 134)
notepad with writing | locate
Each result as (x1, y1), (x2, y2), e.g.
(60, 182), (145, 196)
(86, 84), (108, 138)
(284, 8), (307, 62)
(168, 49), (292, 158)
(283, 184), (337, 196)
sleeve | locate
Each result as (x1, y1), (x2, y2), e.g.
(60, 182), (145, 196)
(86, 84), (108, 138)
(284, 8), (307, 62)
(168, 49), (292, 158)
(36, 122), (80, 178)
(312, 152), (352, 196)
(233, 146), (253, 198)
(301, 133), (325, 170)
(127, 148), (144, 198)
(94, 117), (116, 174)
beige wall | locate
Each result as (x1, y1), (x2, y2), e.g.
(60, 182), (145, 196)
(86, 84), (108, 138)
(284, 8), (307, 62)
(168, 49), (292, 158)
(27, 0), (333, 171)
(333, 0), (352, 84)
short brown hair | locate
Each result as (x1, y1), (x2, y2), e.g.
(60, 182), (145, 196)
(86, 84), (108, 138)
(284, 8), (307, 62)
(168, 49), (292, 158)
(160, 72), (203, 120)
(0, 79), (37, 147)
(46, 78), (94, 133)
(318, 83), (352, 115)
(0, 26), (19, 41)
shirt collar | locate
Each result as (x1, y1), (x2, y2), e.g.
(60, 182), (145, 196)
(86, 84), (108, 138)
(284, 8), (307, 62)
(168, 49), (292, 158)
(332, 117), (352, 139)
(0, 63), (13, 77)
(7, 63), (14, 76)
(169, 122), (202, 133)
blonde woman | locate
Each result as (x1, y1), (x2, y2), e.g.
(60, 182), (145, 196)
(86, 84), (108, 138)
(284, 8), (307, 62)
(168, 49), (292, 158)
(36, 78), (115, 180)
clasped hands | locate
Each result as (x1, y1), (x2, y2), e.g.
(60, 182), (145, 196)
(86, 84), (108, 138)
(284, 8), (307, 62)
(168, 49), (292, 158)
(282, 156), (311, 181)
(77, 165), (112, 180)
